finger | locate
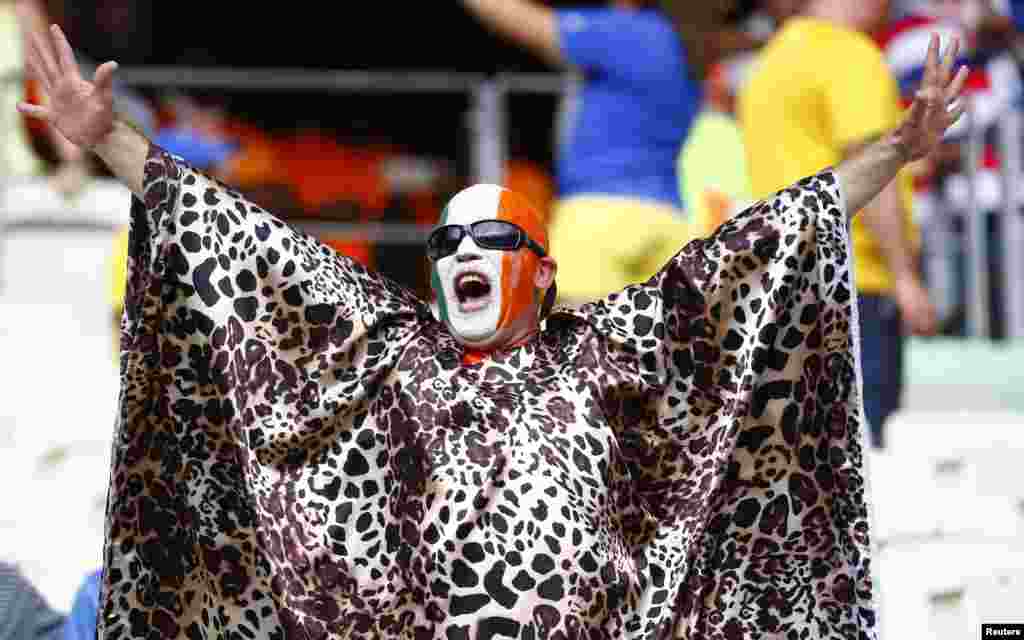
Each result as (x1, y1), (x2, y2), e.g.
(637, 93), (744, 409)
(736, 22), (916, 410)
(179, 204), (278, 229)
(23, 53), (52, 91)
(916, 87), (942, 123)
(93, 61), (119, 92)
(28, 27), (60, 87)
(905, 92), (927, 127)
(945, 65), (969, 102)
(50, 25), (79, 78)
(922, 90), (945, 137)
(923, 32), (941, 88)
(917, 312), (938, 336)
(940, 36), (959, 86)
(16, 101), (52, 121)
(945, 100), (968, 126)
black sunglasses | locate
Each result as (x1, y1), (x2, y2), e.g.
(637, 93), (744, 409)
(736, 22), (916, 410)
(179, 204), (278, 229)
(426, 219), (547, 261)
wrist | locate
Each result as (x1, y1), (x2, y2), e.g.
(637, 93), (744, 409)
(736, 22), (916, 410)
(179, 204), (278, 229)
(882, 130), (912, 167)
(892, 268), (921, 287)
(89, 119), (150, 198)
(85, 117), (120, 154)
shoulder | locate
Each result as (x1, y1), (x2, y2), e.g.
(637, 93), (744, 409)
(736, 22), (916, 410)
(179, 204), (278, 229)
(633, 10), (678, 37)
(559, 7), (676, 42)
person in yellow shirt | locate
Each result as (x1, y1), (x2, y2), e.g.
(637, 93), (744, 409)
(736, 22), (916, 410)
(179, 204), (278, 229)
(678, 61), (754, 238)
(739, 0), (938, 449)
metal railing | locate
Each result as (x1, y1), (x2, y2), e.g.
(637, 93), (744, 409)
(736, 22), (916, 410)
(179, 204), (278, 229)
(959, 98), (1024, 340)
(1, 66), (1022, 339)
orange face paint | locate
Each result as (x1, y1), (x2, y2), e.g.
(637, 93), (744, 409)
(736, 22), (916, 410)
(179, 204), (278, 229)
(495, 189), (548, 334)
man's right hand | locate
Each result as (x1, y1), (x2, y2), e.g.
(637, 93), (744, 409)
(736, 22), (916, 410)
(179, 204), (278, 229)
(894, 273), (939, 336)
(16, 23), (118, 151)
(16, 19), (147, 197)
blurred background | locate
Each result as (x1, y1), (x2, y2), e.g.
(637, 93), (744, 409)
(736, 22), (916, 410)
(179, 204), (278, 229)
(0, 0), (1022, 638)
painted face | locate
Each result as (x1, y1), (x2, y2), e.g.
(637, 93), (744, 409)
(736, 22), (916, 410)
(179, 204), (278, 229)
(430, 184), (548, 350)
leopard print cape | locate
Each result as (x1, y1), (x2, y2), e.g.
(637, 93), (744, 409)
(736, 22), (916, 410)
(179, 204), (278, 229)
(99, 145), (876, 639)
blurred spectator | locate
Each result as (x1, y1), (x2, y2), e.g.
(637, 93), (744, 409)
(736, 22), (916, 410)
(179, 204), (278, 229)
(677, 60), (753, 238)
(150, 93), (238, 177)
(968, 0), (1024, 63)
(459, 0), (765, 303)
(111, 104), (455, 303)
(884, 1), (1020, 139)
(1, 0), (44, 179)
(880, 0), (1022, 338)
(223, 118), (455, 298)
(0, 562), (65, 640)
(739, 0), (938, 448)
(676, 1), (809, 237)
(60, 570), (100, 640)
(216, 116), (305, 221)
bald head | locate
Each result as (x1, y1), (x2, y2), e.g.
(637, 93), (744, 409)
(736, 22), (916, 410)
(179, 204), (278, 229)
(443, 184), (548, 254)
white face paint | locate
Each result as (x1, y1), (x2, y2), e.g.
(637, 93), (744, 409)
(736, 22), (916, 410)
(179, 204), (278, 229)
(432, 185), (508, 346)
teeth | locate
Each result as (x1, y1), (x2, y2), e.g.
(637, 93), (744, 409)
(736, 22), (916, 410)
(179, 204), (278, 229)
(456, 273), (487, 287)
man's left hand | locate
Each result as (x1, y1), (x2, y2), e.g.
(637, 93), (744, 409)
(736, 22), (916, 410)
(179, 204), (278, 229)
(893, 34), (970, 163)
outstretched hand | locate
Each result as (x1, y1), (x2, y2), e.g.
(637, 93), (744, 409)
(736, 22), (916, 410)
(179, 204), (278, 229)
(893, 33), (969, 163)
(16, 23), (119, 150)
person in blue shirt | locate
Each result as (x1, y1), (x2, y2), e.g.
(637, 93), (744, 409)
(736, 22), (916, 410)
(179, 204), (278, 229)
(459, 0), (762, 303)
(61, 571), (101, 640)
(0, 563), (65, 640)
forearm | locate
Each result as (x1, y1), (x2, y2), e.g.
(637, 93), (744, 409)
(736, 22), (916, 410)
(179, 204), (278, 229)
(710, 29), (764, 57)
(91, 119), (148, 198)
(459, 0), (562, 66)
(835, 134), (907, 222)
(662, 4), (755, 81)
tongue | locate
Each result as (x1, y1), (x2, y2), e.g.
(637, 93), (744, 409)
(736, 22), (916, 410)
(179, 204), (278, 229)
(456, 279), (492, 313)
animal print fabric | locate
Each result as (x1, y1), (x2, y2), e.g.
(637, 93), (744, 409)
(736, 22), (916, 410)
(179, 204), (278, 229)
(100, 145), (876, 640)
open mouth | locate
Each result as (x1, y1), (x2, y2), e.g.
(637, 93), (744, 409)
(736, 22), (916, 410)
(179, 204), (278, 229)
(454, 271), (493, 312)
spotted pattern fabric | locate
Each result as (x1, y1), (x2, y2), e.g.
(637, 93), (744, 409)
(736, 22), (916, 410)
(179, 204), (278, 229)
(100, 145), (876, 640)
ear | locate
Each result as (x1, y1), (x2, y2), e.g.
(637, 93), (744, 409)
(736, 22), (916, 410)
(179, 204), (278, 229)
(534, 256), (557, 289)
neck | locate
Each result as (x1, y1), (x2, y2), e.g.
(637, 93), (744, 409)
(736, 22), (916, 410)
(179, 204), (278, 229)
(803, 0), (860, 30)
(503, 326), (539, 350)
(461, 327), (537, 365)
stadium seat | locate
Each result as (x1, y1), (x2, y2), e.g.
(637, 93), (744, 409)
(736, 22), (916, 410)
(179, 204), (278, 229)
(886, 411), (1024, 454)
(867, 450), (1024, 545)
(876, 541), (1024, 640)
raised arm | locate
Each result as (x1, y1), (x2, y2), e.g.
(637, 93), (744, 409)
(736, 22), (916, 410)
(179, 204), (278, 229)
(15, 22), (147, 197)
(661, 3), (763, 82)
(458, 0), (562, 67)
(836, 34), (967, 216)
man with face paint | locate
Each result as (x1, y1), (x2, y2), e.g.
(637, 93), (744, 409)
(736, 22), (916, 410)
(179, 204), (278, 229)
(429, 185), (557, 360)
(20, 21), (967, 640)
